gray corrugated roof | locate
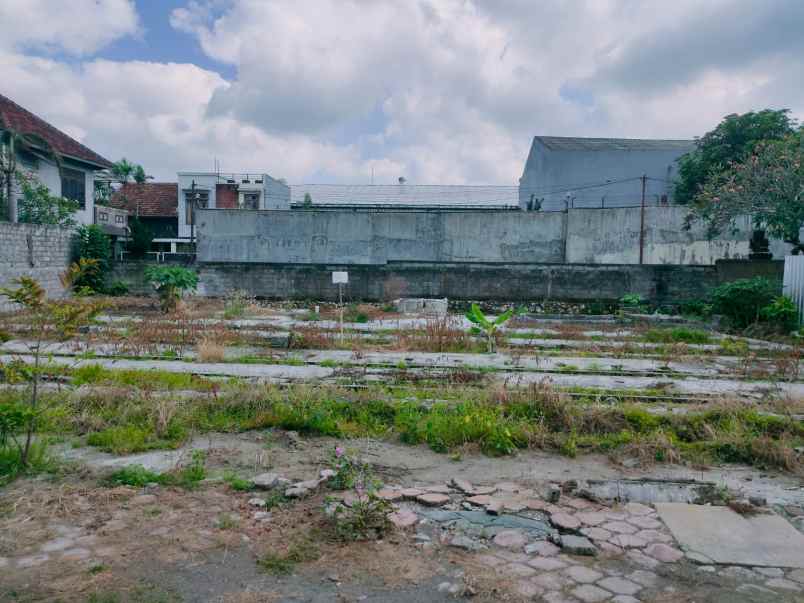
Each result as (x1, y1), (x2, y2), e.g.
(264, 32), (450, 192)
(535, 136), (694, 152)
(290, 184), (518, 208)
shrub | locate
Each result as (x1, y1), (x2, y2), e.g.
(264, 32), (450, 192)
(678, 299), (712, 318)
(465, 303), (518, 353)
(328, 446), (377, 490)
(710, 277), (780, 329)
(343, 304), (369, 323)
(143, 265), (199, 313)
(327, 492), (392, 541)
(105, 281), (129, 296)
(127, 217), (153, 259)
(103, 465), (162, 487)
(759, 295), (799, 332)
(74, 225), (111, 293)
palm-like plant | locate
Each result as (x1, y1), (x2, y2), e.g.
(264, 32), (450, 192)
(110, 158), (152, 185)
(465, 303), (518, 353)
(110, 158), (135, 183)
(0, 117), (63, 222)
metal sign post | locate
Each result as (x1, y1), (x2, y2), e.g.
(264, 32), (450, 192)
(332, 271), (349, 339)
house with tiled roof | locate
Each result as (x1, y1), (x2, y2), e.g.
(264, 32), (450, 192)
(519, 136), (695, 211)
(0, 92), (114, 226)
(111, 182), (179, 237)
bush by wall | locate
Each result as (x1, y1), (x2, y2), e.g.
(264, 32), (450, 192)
(709, 277), (780, 329)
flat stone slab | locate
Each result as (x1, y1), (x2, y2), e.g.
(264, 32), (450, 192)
(419, 509), (553, 537)
(655, 503), (804, 568)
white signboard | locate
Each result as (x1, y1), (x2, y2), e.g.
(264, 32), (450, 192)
(332, 271), (349, 284)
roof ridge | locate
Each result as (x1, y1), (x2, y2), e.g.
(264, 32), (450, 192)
(0, 92), (112, 168)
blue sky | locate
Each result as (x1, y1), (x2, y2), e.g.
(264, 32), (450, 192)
(94, 1), (236, 79)
(1, 0), (802, 183)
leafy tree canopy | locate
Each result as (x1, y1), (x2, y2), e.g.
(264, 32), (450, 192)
(675, 109), (797, 205)
(17, 172), (78, 227)
(689, 132), (804, 244)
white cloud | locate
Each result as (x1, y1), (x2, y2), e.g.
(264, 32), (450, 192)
(1, 0), (803, 186)
(0, 51), (389, 182)
(168, 0), (803, 184)
(0, 0), (140, 56)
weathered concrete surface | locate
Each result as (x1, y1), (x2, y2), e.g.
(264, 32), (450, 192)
(565, 206), (792, 265)
(6, 350), (802, 398)
(197, 209), (566, 264)
(197, 205), (792, 266)
(0, 354), (333, 381)
(655, 503), (804, 568)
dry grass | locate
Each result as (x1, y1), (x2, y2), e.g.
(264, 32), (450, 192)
(198, 336), (226, 362)
(288, 325), (367, 351)
(611, 432), (682, 468)
(395, 315), (478, 353)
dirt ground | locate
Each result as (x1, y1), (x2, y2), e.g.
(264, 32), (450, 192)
(4, 430), (804, 603)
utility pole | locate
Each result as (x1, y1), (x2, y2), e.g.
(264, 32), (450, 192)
(638, 174), (647, 265)
(190, 179), (197, 246)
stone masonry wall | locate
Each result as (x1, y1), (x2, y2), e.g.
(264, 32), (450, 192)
(112, 260), (736, 303)
(0, 222), (73, 309)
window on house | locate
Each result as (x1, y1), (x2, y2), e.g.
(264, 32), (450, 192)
(98, 211), (108, 222)
(115, 215), (124, 224)
(243, 192), (260, 210)
(61, 168), (86, 209)
(184, 189), (209, 224)
(17, 149), (39, 170)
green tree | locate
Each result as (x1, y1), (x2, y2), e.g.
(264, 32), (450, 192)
(144, 265), (199, 312)
(675, 109), (796, 205)
(127, 217), (154, 258)
(0, 117), (64, 222)
(0, 274), (105, 468)
(689, 132), (804, 246)
(74, 225), (112, 293)
(16, 172), (79, 226)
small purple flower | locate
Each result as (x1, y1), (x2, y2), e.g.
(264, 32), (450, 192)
(335, 446), (344, 458)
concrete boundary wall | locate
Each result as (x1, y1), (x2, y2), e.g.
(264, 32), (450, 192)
(111, 259), (783, 303)
(197, 209), (566, 265)
(191, 262), (718, 302)
(0, 222), (73, 309)
(197, 206), (790, 266)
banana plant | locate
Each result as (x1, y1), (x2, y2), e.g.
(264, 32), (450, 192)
(465, 303), (518, 353)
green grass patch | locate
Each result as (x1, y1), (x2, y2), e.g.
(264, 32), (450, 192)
(72, 364), (207, 390)
(643, 328), (711, 345)
(223, 471), (254, 491)
(102, 451), (207, 490)
(103, 464), (163, 487)
(0, 440), (57, 486)
(86, 423), (185, 455)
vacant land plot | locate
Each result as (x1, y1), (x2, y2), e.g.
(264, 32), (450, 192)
(1, 298), (803, 602)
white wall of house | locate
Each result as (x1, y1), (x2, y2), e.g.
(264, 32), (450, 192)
(17, 156), (95, 225)
(177, 172), (291, 239)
